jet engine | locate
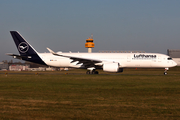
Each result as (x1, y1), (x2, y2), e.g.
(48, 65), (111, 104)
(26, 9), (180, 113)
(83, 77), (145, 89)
(103, 63), (123, 72)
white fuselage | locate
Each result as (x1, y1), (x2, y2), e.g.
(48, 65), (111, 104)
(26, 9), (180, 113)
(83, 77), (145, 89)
(38, 52), (177, 68)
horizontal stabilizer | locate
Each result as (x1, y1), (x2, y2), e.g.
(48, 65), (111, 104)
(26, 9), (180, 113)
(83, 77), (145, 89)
(6, 53), (31, 59)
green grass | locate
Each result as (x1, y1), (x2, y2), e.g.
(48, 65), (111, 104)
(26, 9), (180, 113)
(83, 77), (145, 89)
(0, 68), (180, 119)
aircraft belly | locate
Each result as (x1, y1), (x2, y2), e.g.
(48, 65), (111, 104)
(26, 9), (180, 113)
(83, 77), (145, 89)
(128, 60), (151, 68)
(44, 58), (71, 67)
(58, 58), (71, 67)
(151, 60), (175, 68)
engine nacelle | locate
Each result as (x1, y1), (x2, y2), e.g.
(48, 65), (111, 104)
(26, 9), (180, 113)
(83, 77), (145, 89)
(103, 63), (123, 73)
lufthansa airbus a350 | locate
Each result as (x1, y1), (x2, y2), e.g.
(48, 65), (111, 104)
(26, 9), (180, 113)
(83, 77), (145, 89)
(7, 31), (177, 75)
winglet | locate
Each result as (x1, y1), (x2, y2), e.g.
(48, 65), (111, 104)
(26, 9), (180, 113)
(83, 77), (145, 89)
(47, 47), (61, 56)
(47, 48), (55, 54)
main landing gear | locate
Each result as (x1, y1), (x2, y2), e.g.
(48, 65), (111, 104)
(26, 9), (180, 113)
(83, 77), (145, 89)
(86, 69), (99, 74)
(164, 68), (169, 75)
(86, 67), (99, 74)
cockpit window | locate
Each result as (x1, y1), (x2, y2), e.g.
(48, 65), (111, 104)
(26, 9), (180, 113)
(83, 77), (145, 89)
(167, 57), (172, 60)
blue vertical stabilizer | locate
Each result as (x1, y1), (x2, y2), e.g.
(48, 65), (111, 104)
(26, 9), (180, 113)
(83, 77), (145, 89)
(10, 31), (46, 65)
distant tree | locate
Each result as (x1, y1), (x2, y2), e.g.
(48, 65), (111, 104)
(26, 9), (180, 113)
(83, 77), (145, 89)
(25, 61), (47, 68)
(8, 60), (13, 64)
(2, 60), (8, 63)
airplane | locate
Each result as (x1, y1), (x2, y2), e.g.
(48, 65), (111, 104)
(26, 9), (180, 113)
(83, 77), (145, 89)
(7, 31), (177, 75)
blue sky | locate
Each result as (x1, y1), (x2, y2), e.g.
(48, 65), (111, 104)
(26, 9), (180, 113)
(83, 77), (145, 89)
(1, 0), (180, 62)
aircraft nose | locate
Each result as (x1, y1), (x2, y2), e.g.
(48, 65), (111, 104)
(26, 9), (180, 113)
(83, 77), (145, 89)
(173, 60), (177, 67)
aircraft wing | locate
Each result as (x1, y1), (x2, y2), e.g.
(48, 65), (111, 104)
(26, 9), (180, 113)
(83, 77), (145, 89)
(47, 48), (103, 68)
(69, 56), (102, 68)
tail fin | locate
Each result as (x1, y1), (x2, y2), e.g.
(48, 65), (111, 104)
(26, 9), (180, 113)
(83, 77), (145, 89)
(10, 31), (38, 56)
(10, 31), (46, 65)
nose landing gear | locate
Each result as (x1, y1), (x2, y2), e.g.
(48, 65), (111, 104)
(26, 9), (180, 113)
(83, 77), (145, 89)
(164, 68), (169, 75)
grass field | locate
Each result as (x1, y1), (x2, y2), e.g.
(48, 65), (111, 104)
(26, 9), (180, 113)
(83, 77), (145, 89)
(0, 68), (180, 119)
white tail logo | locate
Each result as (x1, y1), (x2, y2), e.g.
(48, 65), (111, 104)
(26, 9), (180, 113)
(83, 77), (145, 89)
(18, 42), (29, 53)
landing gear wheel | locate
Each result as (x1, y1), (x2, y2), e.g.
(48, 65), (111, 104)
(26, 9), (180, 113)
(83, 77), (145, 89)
(86, 71), (90, 74)
(164, 72), (167, 75)
(95, 71), (99, 74)
(92, 70), (99, 74)
(86, 70), (99, 74)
